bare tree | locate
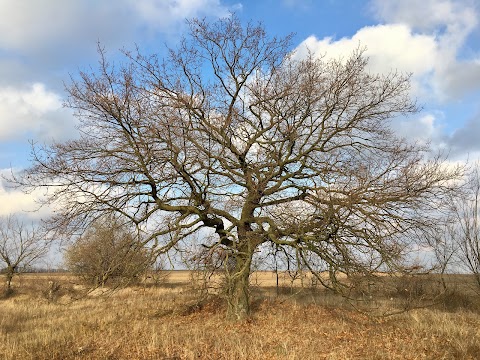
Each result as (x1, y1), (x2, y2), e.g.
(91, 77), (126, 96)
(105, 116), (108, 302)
(0, 215), (49, 294)
(16, 16), (461, 319)
(64, 216), (152, 287)
(450, 165), (480, 289)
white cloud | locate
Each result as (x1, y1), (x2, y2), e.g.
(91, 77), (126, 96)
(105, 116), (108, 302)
(295, 0), (480, 101)
(0, 83), (76, 141)
(292, 0), (480, 162)
(0, 187), (45, 217)
(371, 0), (480, 100)
(294, 24), (439, 102)
(0, 169), (51, 218)
(371, 0), (477, 34)
(297, 24), (437, 76)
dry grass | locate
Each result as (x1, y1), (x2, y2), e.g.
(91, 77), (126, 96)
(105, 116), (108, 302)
(0, 272), (479, 359)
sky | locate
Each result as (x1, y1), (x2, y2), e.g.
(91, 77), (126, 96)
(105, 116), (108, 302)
(0, 0), (480, 220)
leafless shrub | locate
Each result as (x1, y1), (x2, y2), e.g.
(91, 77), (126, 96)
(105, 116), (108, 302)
(64, 216), (153, 288)
(451, 165), (480, 290)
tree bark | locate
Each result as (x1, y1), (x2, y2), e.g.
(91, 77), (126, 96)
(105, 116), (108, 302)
(226, 246), (254, 320)
(5, 267), (14, 295)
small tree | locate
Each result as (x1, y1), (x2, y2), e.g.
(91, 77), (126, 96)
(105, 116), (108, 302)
(17, 16), (461, 319)
(450, 165), (480, 289)
(424, 218), (459, 292)
(0, 215), (49, 295)
(64, 217), (151, 287)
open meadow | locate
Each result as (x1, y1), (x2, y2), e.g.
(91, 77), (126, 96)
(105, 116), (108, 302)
(1, 271), (480, 359)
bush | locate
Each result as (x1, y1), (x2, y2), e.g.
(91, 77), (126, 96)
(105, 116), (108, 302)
(64, 217), (152, 287)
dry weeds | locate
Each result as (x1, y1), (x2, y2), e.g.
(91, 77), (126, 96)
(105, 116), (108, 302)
(0, 273), (479, 359)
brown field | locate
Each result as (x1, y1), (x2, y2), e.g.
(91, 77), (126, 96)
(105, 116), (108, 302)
(1, 271), (480, 359)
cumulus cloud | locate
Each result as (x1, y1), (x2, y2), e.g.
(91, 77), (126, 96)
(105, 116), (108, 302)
(0, 83), (76, 142)
(295, 24), (438, 96)
(295, 0), (480, 101)
(295, 26), (437, 100)
(0, 169), (51, 218)
(435, 60), (480, 100)
(371, 0), (480, 100)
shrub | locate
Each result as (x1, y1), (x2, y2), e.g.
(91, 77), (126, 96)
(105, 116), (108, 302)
(64, 217), (152, 287)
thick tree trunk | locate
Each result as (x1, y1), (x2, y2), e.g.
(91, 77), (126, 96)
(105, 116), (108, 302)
(226, 247), (254, 320)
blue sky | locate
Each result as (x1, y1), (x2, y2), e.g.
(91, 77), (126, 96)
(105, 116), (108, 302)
(0, 0), (479, 218)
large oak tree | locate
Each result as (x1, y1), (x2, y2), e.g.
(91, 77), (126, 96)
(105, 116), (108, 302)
(18, 16), (460, 319)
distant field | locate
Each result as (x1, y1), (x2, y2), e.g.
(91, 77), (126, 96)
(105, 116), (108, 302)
(1, 272), (480, 359)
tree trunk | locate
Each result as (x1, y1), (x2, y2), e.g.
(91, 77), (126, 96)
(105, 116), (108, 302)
(5, 268), (14, 295)
(226, 247), (254, 320)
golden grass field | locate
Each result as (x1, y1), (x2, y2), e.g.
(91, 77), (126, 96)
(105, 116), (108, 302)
(1, 271), (480, 359)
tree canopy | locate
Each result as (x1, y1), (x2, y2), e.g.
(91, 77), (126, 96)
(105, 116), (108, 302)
(18, 16), (460, 319)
